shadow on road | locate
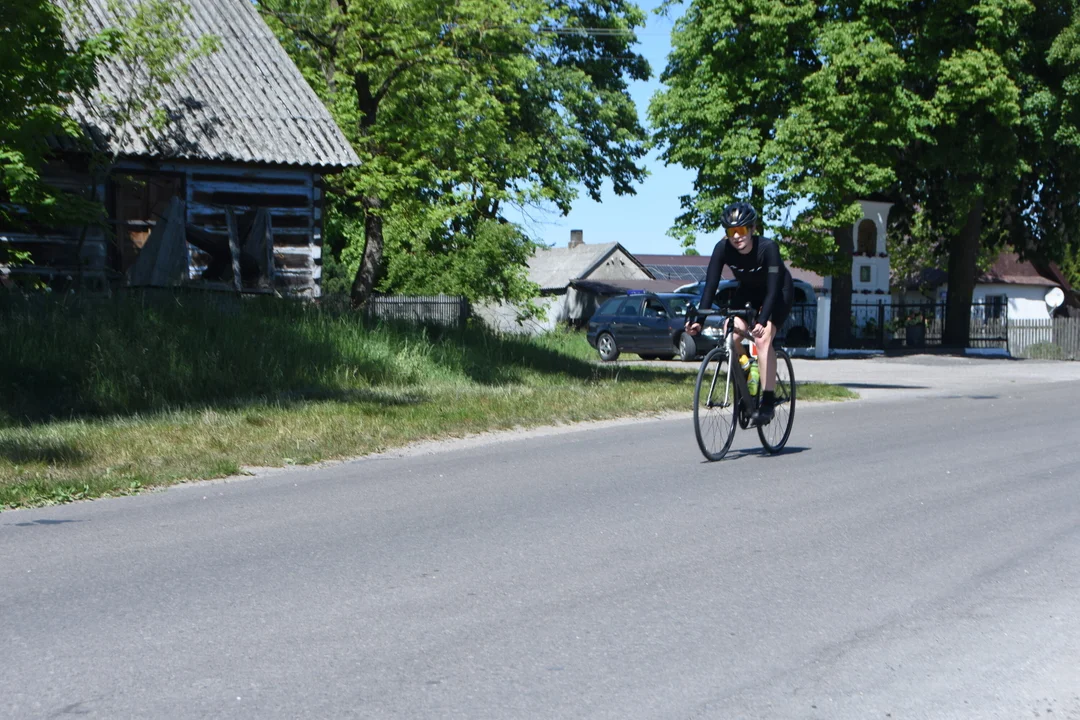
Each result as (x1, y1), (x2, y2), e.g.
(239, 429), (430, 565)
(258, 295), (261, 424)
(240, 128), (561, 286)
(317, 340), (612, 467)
(702, 445), (811, 462)
(839, 383), (930, 390)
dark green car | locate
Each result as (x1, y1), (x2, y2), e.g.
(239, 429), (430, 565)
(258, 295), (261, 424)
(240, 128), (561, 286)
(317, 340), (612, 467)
(586, 292), (718, 362)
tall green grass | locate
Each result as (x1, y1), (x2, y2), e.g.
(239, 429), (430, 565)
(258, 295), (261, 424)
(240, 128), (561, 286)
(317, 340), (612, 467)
(0, 291), (603, 425)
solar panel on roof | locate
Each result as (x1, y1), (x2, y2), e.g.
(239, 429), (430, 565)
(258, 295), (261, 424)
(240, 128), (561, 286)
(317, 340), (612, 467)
(645, 265), (708, 281)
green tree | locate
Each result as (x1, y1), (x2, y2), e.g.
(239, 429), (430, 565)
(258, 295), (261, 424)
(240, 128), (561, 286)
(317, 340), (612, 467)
(0, 1), (102, 252)
(649, 0), (818, 240)
(652, 0), (1075, 346)
(259, 0), (649, 309)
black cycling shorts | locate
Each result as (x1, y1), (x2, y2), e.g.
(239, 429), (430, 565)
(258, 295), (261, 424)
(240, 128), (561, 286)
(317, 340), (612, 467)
(732, 273), (793, 328)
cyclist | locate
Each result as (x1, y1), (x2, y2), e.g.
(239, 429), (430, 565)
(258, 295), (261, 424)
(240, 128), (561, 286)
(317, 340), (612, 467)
(686, 201), (793, 425)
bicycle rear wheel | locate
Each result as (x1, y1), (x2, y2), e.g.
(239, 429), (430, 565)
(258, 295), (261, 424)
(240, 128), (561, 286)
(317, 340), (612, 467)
(694, 347), (738, 461)
(757, 347), (796, 454)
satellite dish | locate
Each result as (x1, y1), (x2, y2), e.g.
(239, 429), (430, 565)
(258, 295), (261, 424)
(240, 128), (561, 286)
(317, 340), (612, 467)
(1046, 287), (1065, 309)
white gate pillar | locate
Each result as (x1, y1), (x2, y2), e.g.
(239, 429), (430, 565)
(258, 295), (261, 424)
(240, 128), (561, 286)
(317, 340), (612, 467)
(815, 295), (832, 359)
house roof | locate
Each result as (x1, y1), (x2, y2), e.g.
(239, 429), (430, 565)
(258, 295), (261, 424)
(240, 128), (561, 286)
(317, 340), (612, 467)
(979, 252), (1064, 288)
(527, 243), (649, 291)
(911, 252), (1070, 291)
(637, 252), (827, 290)
(637, 254), (711, 282)
(56, 0), (360, 169)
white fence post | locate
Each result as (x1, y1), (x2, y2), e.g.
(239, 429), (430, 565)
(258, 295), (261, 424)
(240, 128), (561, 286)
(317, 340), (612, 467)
(815, 295), (832, 359)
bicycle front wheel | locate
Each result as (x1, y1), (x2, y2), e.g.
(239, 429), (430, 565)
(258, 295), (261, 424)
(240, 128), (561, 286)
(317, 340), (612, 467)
(694, 347), (738, 461)
(757, 347), (796, 454)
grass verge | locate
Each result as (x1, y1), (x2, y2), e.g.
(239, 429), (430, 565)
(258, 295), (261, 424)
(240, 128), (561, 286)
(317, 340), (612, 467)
(0, 293), (855, 509)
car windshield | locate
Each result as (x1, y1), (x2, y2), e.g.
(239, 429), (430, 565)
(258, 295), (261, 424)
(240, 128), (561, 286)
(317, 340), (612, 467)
(666, 297), (691, 317)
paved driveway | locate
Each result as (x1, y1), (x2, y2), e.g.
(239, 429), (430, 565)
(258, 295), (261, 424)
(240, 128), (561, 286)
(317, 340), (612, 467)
(792, 354), (1080, 402)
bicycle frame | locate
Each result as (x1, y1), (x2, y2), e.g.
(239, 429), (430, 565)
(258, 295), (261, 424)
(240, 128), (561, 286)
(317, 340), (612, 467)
(700, 306), (760, 418)
(721, 323), (759, 418)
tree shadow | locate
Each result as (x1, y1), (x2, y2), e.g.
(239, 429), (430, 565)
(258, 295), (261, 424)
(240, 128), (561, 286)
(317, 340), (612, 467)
(0, 437), (87, 465)
(412, 323), (691, 387)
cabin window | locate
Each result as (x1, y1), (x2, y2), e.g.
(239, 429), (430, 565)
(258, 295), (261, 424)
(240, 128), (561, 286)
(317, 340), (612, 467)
(111, 173), (185, 273)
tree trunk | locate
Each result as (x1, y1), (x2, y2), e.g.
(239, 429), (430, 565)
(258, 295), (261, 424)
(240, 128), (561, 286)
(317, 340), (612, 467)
(350, 195), (383, 308)
(349, 71), (384, 308)
(829, 224), (855, 348)
(942, 196), (984, 347)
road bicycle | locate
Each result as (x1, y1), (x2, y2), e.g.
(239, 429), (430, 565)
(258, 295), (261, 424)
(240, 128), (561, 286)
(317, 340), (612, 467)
(692, 306), (796, 461)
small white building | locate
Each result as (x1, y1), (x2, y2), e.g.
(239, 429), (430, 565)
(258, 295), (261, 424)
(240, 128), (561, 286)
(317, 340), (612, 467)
(928, 253), (1069, 321)
(473, 231), (655, 335)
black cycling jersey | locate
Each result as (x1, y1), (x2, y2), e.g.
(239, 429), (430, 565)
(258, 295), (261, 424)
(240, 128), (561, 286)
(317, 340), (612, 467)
(699, 235), (793, 326)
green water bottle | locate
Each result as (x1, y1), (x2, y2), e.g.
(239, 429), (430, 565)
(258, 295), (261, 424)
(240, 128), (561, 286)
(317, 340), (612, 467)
(747, 361), (760, 397)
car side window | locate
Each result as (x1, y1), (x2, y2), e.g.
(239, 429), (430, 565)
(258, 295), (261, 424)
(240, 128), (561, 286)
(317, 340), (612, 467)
(794, 288), (807, 303)
(667, 298), (689, 317)
(597, 298), (621, 316)
(618, 298), (643, 317)
(643, 299), (667, 318)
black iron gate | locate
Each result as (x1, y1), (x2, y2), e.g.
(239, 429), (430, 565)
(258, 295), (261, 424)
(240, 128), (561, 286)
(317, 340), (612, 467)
(838, 301), (1008, 350)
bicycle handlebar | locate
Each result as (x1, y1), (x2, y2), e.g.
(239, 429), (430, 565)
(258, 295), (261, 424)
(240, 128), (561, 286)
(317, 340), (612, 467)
(687, 303), (758, 327)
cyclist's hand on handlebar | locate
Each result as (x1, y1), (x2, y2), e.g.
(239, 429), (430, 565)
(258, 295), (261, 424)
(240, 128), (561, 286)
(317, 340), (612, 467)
(684, 303), (702, 335)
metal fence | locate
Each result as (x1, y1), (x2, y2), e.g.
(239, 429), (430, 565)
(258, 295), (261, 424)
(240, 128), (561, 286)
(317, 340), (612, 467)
(780, 302), (817, 346)
(365, 294), (470, 328)
(1010, 318), (1080, 359)
(843, 301), (1008, 350)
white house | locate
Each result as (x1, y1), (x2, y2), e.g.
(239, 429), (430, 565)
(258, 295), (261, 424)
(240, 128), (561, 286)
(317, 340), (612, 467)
(926, 253), (1069, 321)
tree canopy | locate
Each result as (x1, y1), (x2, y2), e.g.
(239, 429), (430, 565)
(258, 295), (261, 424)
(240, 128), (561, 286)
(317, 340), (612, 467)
(259, 0), (651, 309)
(651, 0), (1080, 343)
(0, 1), (102, 237)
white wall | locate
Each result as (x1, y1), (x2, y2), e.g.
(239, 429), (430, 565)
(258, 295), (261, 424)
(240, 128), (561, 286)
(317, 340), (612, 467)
(473, 296), (561, 336)
(929, 283), (1058, 320)
(973, 283), (1055, 320)
(850, 200), (894, 298)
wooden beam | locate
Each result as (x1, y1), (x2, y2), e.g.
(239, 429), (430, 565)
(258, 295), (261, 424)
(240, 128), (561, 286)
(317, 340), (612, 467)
(224, 206), (242, 293)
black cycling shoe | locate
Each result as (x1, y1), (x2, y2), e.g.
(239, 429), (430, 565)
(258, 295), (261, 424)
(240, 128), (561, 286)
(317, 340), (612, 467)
(751, 404), (774, 426)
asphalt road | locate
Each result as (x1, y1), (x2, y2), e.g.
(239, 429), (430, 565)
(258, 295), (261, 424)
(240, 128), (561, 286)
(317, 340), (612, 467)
(3, 358), (1080, 719)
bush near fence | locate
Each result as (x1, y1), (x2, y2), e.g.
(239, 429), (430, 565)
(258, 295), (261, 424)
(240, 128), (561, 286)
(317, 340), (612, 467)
(1010, 318), (1080, 360)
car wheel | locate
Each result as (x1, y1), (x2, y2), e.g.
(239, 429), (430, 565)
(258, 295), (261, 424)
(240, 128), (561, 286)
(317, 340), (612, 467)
(677, 333), (697, 362)
(597, 332), (620, 361)
(786, 326), (812, 347)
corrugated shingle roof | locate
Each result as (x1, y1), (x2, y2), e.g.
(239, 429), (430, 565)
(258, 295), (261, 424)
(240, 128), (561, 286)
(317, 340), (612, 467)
(57, 0), (359, 169)
(527, 243), (622, 291)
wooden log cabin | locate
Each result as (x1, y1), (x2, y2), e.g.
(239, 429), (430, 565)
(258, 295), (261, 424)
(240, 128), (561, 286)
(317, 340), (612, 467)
(2, 0), (359, 297)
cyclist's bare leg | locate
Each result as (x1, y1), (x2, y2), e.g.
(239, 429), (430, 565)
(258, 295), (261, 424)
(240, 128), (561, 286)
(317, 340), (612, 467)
(756, 321), (778, 392)
(729, 316), (752, 348)
(731, 316), (775, 391)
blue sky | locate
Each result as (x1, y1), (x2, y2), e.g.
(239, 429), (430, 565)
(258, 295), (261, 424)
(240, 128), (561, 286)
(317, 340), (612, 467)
(504, 0), (726, 258)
